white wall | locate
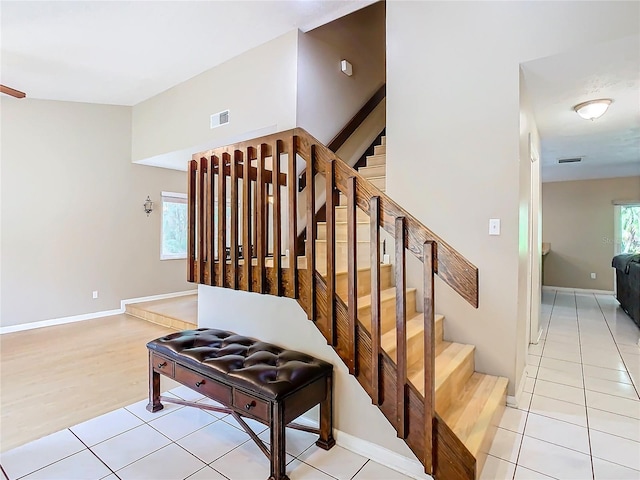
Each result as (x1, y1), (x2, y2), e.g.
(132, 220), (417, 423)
(386, 1), (640, 395)
(1, 98), (191, 327)
(132, 30), (299, 164)
(296, 1), (385, 144)
(197, 285), (421, 462)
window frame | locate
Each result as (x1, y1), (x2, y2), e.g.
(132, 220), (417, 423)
(160, 191), (188, 261)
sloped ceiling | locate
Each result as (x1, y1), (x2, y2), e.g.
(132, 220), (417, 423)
(0, 0), (375, 106)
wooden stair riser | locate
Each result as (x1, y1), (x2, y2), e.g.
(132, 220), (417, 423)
(382, 314), (444, 364)
(374, 144), (386, 155)
(381, 136), (386, 145)
(334, 264), (394, 300)
(124, 305), (196, 331)
(334, 206), (369, 222)
(367, 176), (386, 191)
(366, 154), (386, 167)
(317, 221), (371, 242)
(315, 240), (371, 271)
(434, 345), (476, 414)
(357, 288), (418, 335)
(359, 164), (386, 178)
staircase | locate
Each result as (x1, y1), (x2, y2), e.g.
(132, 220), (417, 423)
(187, 128), (507, 479)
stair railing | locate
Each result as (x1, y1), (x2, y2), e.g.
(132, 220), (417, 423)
(187, 128), (479, 478)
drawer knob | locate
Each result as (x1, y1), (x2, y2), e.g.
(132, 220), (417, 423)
(157, 362), (167, 368)
(245, 401), (256, 410)
(195, 380), (205, 387)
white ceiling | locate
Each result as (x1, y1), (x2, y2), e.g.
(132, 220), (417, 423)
(0, 0), (374, 106)
(522, 34), (640, 183)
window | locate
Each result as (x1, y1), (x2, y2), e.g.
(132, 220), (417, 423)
(619, 204), (640, 254)
(161, 192), (187, 260)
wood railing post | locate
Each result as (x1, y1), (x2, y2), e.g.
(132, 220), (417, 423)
(423, 241), (436, 474)
(306, 146), (317, 320)
(395, 216), (408, 439)
(326, 159), (337, 345)
(207, 156), (215, 286)
(218, 153), (228, 287)
(198, 157), (208, 285)
(187, 160), (197, 283)
(347, 176), (358, 376)
(370, 196), (381, 405)
(287, 136), (299, 298)
(242, 148), (253, 292)
(273, 140), (283, 296)
(256, 144), (267, 293)
(230, 150), (240, 289)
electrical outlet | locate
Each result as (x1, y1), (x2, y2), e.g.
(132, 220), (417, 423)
(590, 273), (596, 280)
(92, 290), (99, 299)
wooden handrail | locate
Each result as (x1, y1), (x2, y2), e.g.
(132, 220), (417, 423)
(187, 126), (480, 479)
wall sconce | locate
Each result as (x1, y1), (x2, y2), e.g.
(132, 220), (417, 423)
(143, 196), (153, 216)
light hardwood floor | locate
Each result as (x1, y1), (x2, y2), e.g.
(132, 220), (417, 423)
(0, 314), (178, 452)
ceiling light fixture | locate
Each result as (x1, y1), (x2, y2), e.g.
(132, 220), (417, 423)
(573, 99), (612, 121)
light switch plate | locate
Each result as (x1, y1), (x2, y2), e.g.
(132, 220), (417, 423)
(489, 219), (500, 235)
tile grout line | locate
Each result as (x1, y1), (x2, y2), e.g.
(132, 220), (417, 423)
(593, 294), (640, 400)
(511, 289), (557, 479)
(575, 292), (595, 480)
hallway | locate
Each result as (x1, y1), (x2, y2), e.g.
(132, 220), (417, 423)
(481, 289), (640, 479)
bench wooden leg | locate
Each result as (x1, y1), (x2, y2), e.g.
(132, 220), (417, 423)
(269, 402), (290, 480)
(146, 352), (163, 413)
(316, 374), (335, 450)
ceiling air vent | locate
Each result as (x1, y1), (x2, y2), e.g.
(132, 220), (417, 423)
(557, 157), (583, 164)
(210, 109), (230, 129)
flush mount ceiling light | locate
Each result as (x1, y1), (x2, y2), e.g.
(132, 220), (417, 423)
(573, 99), (612, 120)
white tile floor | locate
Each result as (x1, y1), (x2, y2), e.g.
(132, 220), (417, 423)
(0, 390), (412, 480)
(482, 290), (640, 480)
(2, 290), (638, 480)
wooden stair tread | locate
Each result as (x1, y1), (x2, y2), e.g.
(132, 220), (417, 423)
(408, 342), (475, 395)
(380, 313), (444, 359)
(440, 373), (508, 459)
(357, 286), (416, 310)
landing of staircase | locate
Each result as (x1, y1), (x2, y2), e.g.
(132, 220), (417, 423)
(125, 294), (198, 330)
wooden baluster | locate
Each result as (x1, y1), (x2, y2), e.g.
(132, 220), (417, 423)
(187, 160), (197, 283)
(306, 146), (317, 320)
(395, 216), (407, 438)
(207, 156), (215, 286)
(273, 141), (282, 296)
(370, 196), (381, 404)
(229, 150), (240, 289)
(218, 153), (228, 288)
(256, 144), (267, 293)
(326, 160), (337, 345)
(287, 135), (298, 299)
(347, 176), (358, 376)
(423, 241), (436, 473)
(242, 148), (252, 292)
(198, 157), (207, 284)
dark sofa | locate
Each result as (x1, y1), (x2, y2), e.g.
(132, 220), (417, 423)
(612, 254), (640, 328)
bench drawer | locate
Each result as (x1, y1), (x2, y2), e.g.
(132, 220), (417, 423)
(151, 353), (175, 378)
(233, 389), (270, 422)
(174, 364), (232, 405)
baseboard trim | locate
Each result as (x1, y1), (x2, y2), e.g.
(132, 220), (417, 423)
(542, 286), (614, 295)
(0, 290), (198, 335)
(507, 367), (528, 409)
(333, 429), (432, 480)
(0, 308), (123, 335)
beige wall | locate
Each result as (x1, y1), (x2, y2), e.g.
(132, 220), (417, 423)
(542, 176), (640, 291)
(297, 1), (385, 144)
(386, 1), (639, 396)
(132, 30), (299, 164)
(1, 98), (191, 327)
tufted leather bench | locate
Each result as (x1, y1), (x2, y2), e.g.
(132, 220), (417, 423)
(146, 328), (335, 480)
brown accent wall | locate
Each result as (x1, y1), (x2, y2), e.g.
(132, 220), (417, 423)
(542, 176), (640, 290)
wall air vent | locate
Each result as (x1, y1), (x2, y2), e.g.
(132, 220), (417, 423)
(210, 109), (230, 129)
(557, 157), (583, 164)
